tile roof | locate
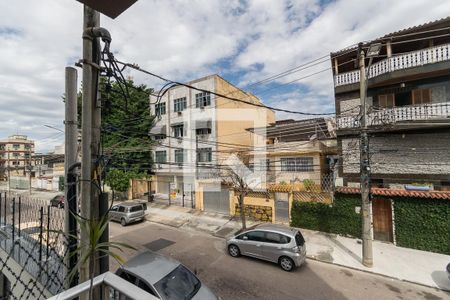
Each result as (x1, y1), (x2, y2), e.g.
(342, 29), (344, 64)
(336, 187), (450, 200)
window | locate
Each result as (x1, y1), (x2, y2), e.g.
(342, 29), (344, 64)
(137, 279), (156, 296)
(195, 92), (211, 108)
(153, 134), (166, 141)
(154, 265), (200, 300)
(197, 148), (212, 162)
(155, 151), (167, 163)
(118, 271), (137, 285)
(13, 144), (20, 150)
(110, 205), (118, 212)
(295, 231), (305, 246)
(118, 206), (126, 213)
(173, 125), (184, 138)
(130, 205), (143, 213)
(281, 157), (314, 172)
(412, 88), (431, 105)
(155, 102), (166, 115)
(175, 149), (184, 164)
(13, 153), (19, 157)
(255, 159), (270, 171)
(174, 97), (187, 112)
(195, 128), (211, 135)
(246, 231), (266, 242)
(378, 94), (395, 108)
(265, 232), (290, 244)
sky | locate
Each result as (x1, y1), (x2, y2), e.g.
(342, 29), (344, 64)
(0, 0), (449, 153)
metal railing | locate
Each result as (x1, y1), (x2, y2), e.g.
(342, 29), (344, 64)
(47, 271), (158, 300)
(337, 102), (450, 129)
(335, 43), (450, 87)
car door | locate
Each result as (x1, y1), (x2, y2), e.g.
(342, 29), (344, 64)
(110, 205), (119, 221)
(261, 232), (290, 262)
(237, 230), (265, 258)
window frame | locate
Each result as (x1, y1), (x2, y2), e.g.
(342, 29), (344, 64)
(155, 150), (167, 163)
(195, 92), (211, 108)
(174, 97), (187, 112)
(280, 157), (314, 172)
(197, 148), (212, 162)
(174, 149), (185, 164)
(172, 125), (184, 138)
(155, 102), (166, 115)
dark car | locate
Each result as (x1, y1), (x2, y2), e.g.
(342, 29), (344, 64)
(50, 195), (64, 208)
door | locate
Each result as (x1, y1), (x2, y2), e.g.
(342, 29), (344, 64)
(237, 231), (265, 258)
(203, 187), (230, 215)
(275, 193), (289, 223)
(110, 205), (119, 221)
(261, 232), (289, 263)
(372, 199), (393, 242)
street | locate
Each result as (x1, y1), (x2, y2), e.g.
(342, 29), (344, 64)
(110, 220), (449, 300)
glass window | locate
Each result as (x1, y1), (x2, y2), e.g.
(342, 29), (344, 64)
(119, 271), (137, 285)
(130, 205), (143, 212)
(295, 231), (305, 246)
(155, 151), (167, 163)
(197, 148), (212, 162)
(195, 128), (211, 135)
(195, 92), (211, 108)
(173, 125), (184, 138)
(175, 149), (184, 164)
(137, 279), (156, 296)
(154, 265), (201, 300)
(281, 157), (314, 172)
(174, 97), (187, 112)
(111, 205), (118, 212)
(118, 206), (126, 213)
(153, 134), (166, 141)
(155, 102), (166, 115)
(246, 231), (266, 242)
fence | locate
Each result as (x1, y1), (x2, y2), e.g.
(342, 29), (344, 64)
(0, 191), (68, 299)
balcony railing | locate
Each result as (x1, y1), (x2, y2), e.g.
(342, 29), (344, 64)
(48, 271), (158, 300)
(337, 102), (450, 129)
(335, 43), (450, 87)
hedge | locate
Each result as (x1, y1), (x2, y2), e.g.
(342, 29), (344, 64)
(393, 197), (450, 255)
(290, 193), (361, 238)
(290, 193), (450, 255)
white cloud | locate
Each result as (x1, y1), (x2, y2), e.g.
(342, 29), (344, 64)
(0, 0), (449, 152)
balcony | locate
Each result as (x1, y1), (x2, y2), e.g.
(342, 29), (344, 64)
(334, 43), (450, 87)
(337, 102), (450, 129)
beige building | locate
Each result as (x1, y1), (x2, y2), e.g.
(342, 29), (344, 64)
(149, 74), (275, 210)
(0, 135), (35, 179)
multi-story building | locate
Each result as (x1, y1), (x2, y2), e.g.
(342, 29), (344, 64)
(0, 135), (35, 180)
(149, 74), (275, 210)
(248, 118), (337, 188)
(331, 17), (450, 190)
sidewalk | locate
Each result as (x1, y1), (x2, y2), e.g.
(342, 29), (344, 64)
(141, 202), (450, 291)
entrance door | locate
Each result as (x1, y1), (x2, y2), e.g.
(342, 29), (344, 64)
(275, 193), (289, 223)
(372, 199), (393, 242)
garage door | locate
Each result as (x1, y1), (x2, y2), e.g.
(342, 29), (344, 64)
(203, 188), (230, 215)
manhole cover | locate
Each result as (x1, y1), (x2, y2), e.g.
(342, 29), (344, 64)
(144, 238), (175, 251)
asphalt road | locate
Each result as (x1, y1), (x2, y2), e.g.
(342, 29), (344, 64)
(109, 220), (449, 300)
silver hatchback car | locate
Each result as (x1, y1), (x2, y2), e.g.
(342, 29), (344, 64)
(226, 223), (306, 271)
(110, 202), (145, 226)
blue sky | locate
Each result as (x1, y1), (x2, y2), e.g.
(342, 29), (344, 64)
(0, 0), (449, 152)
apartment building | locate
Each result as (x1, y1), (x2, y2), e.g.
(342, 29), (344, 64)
(149, 74), (275, 211)
(0, 135), (35, 180)
(331, 17), (450, 191)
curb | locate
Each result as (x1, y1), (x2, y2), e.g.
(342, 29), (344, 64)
(305, 255), (449, 293)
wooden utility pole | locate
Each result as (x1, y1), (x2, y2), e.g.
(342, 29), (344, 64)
(359, 50), (373, 268)
(80, 5), (100, 285)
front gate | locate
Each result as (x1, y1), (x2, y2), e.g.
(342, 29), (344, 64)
(275, 192), (289, 223)
(203, 188), (230, 215)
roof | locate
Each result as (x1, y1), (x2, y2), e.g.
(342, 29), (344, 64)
(117, 201), (145, 207)
(120, 251), (180, 285)
(331, 16), (450, 56)
(336, 187), (450, 200)
(255, 223), (298, 237)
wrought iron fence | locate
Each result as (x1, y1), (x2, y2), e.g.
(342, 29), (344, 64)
(0, 191), (68, 299)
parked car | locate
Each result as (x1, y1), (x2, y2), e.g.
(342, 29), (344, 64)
(50, 195), (64, 209)
(116, 251), (218, 300)
(226, 223), (306, 271)
(109, 202), (145, 226)
(447, 262), (450, 280)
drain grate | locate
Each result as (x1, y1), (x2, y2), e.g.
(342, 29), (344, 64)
(144, 238), (175, 251)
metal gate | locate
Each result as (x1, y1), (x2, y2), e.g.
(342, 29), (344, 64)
(275, 192), (289, 223)
(203, 188), (229, 215)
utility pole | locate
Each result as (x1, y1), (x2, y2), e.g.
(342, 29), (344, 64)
(28, 148), (32, 196)
(195, 135), (199, 180)
(7, 152), (10, 195)
(359, 49), (373, 268)
(80, 5), (100, 285)
(65, 66), (78, 287)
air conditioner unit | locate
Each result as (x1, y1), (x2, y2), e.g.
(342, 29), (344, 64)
(177, 163), (183, 169)
(177, 138), (182, 143)
(177, 111), (182, 116)
(158, 164), (162, 169)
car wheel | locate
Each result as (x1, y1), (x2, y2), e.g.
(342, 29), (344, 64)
(120, 218), (127, 226)
(228, 244), (240, 257)
(279, 256), (295, 272)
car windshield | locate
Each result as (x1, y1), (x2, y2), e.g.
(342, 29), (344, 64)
(295, 231), (305, 246)
(154, 265), (200, 300)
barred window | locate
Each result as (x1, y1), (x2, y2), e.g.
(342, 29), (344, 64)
(281, 157), (314, 172)
(197, 148), (212, 162)
(195, 92), (211, 108)
(174, 97), (187, 112)
(155, 151), (167, 163)
(155, 102), (166, 115)
(175, 149), (184, 163)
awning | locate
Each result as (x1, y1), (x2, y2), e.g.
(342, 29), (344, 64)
(195, 119), (212, 129)
(150, 125), (166, 135)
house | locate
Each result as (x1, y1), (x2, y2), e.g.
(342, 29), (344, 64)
(0, 135), (35, 182)
(31, 146), (65, 191)
(248, 118), (337, 188)
(331, 17), (450, 191)
(149, 74), (275, 213)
